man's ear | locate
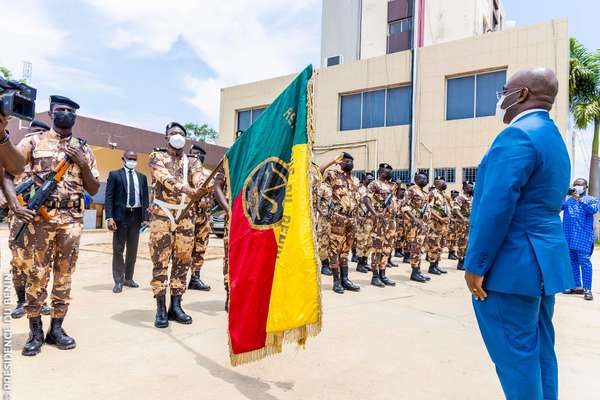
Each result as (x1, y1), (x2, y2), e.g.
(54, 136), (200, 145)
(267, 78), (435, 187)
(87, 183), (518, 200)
(517, 87), (529, 103)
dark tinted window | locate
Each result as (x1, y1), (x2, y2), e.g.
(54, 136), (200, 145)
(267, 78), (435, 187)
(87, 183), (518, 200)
(362, 90), (385, 129)
(476, 71), (506, 117)
(340, 93), (362, 131)
(446, 76), (475, 120)
(386, 86), (411, 126)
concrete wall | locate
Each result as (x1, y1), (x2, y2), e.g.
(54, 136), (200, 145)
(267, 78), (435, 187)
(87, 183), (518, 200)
(321, 0), (362, 67)
(360, 0), (388, 60)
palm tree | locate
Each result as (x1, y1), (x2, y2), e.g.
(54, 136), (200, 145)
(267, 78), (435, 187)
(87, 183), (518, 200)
(569, 38), (600, 196)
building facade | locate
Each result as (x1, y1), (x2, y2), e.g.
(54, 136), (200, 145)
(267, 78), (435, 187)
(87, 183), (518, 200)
(219, 15), (568, 188)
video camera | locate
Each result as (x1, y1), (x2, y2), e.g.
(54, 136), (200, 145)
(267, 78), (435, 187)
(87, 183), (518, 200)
(0, 77), (37, 121)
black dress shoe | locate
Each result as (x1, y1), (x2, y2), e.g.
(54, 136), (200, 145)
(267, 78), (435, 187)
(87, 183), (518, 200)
(168, 295), (193, 324)
(410, 269), (427, 283)
(22, 317), (44, 356)
(113, 282), (123, 293)
(584, 290), (594, 301)
(155, 295), (169, 328)
(321, 259), (333, 276)
(428, 263), (442, 275)
(340, 267), (360, 291)
(45, 318), (76, 350)
(124, 280), (139, 288)
(379, 269), (396, 286)
(11, 286), (26, 319)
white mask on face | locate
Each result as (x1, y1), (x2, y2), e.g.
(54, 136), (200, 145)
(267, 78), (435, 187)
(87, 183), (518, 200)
(574, 185), (586, 195)
(495, 89), (521, 124)
(169, 134), (186, 150)
(124, 160), (137, 170)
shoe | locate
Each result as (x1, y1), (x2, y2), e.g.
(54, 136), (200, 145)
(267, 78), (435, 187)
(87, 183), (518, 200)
(124, 280), (139, 288)
(351, 250), (358, 263)
(379, 269), (396, 286)
(394, 248), (404, 258)
(168, 295), (193, 324)
(371, 270), (385, 288)
(41, 303), (52, 316)
(356, 257), (370, 273)
(428, 262), (442, 275)
(448, 251), (458, 260)
(387, 257), (398, 268)
(188, 272), (211, 291)
(340, 267), (360, 291)
(584, 290), (594, 301)
(321, 259), (333, 276)
(332, 269), (345, 294)
(563, 288), (584, 295)
(22, 317), (44, 356)
(410, 268), (428, 283)
(402, 254), (410, 264)
(113, 282), (123, 293)
(435, 262), (447, 274)
(457, 259), (465, 271)
(45, 318), (76, 350)
(154, 295), (169, 328)
(11, 286), (26, 319)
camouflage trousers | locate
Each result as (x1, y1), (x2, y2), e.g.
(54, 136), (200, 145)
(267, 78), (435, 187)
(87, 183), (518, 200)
(25, 221), (82, 318)
(355, 216), (373, 258)
(456, 222), (469, 260)
(447, 219), (458, 252)
(426, 218), (448, 263)
(371, 216), (395, 270)
(328, 213), (355, 269)
(8, 215), (30, 289)
(395, 219), (406, 250)
(191, 208), (210, 274)
(406, 220), (427, 269)
(317, 214), (331, 261)
(149, 214), (195, 297)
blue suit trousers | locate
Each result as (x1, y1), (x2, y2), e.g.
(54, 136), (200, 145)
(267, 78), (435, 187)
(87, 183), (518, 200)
(472, 291), (558, 400)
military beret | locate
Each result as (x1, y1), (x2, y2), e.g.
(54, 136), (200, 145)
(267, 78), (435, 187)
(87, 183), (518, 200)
(379, 163), (393, 170)
(30, 120), (50, 131)
(191, 144), (206, 155)
(50, 95), (80, 110)
(435, 176), (445, 181)
(165, 122), (187, 136)
(341, 152), (353, 160)
(464, 180), (474, 185)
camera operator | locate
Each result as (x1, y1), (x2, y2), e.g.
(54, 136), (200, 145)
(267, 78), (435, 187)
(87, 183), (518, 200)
(0, 114), (26, 176)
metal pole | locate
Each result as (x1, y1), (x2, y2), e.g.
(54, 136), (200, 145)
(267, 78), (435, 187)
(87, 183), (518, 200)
(408, 0), (420, 179)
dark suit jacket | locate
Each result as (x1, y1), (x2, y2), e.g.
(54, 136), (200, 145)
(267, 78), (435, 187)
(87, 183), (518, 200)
(105, 168), (150, 223)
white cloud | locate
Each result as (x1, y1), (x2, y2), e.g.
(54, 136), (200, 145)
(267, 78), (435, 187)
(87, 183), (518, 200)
(85, 0), (321, 127)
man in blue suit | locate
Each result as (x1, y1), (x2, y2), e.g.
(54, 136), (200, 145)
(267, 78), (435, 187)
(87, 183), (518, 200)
(465, 68), (573, 400)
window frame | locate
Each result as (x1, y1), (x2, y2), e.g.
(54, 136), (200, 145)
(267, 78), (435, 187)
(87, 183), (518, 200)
(433, 167), (456, 184)
(445, 69), (506, 121)
(462, 167), (478, 183)
(236, 106), (268, 133)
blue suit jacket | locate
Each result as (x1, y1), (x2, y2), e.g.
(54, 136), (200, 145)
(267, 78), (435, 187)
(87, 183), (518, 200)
(465, 111), (574, 296)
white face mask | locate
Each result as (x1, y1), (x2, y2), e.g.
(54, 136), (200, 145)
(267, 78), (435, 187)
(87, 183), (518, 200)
(124, 160), (137, 170)
(495, 89), (521, 124)
(574, 185), (586, 195)
(169, 134), (186, 150)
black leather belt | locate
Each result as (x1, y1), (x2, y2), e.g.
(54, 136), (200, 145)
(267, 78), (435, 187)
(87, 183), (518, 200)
(45, 198), (82, 210)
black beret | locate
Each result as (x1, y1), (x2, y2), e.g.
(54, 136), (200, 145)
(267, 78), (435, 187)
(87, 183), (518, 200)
(50, 95), (80, 110)
(30, 120), (50, 131)
(191, 144), (206, 155)
(379, 163), (392, 170)
(451, 190), (459, 194)
(341, 152), (353, 160)
(165, 122), (187, 136)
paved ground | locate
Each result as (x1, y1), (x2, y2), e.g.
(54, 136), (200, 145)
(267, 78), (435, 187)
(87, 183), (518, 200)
(2, 228), (599, 400)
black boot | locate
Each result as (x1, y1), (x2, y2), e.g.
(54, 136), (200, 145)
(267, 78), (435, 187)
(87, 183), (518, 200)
(45, 318), (76, 350)
(11, 286), (26, 319)
(332, 269), (345, 294)
(448, 251), (458, 260)
(168, 295), (193, 324)
(188, 271), (211, 291)
(379, 269), (396, 286)
(434, 261), (447, 274)
(428, 262), (442, 275)
(410, 268), (428, 283)
(356, 257), (370, 273)
(457, 259), (465, 271)
(371, 270), (385, 288)
(402, 253), (411, 264)
(154, 295), (169, 328)
(321, 259), (333, 276)
(22, 317), (44, 356)
(351, 248), (358, 263)
(387, 255), (398, 268)
(394, 248), (404, 257)
(340, 267), (360, 291)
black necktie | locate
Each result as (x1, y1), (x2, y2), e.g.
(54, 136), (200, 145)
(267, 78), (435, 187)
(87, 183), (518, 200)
(128, 170), (135, 207)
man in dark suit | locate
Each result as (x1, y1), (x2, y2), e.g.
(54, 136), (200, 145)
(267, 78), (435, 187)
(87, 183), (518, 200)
(105, 150), (150, 293)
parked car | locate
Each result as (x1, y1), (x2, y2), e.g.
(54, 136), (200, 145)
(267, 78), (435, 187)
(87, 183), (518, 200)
(210, 209), (225, 238)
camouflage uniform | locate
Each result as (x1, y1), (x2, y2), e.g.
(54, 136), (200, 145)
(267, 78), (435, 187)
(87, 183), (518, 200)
(355, 185), (373, 258)
(191, 165), (212, 275)
(323, 169), (359, 269)
(148, 150), (204, 298)
(394, 195), (406, 253)
(402, 185), (429, 270)
(454, 193), (473, 261)
(316, 182), (333, 261)
(17, 130), (99, 318)
(367, 179), (396, 270)
(426, 188), (450, 263)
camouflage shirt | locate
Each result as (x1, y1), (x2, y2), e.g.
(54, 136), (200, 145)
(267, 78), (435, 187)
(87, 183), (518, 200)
(17, 129), (99, 224)
(310, 162), (323, 211)
(323, 169), (360, 215)
(149, 150), (205, 217)
(357, 185), (371, 217)
(453, 193), (473, 220)
(367, 179), (395, 215)
(402, 185), (428, 220)
(317, 182), (333, 217)
(428, 188), (450, 219)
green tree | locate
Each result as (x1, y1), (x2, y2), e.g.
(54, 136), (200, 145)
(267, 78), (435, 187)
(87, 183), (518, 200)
(569, 38), (600, 196)
(183, 122), (219, 143)
(1, 66), (13, 80)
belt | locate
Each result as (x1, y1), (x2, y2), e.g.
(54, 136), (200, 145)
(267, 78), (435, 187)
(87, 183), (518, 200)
(45, 198), (82, 210)
(126, 207), (142, 212)
(153, 198), (188, 231)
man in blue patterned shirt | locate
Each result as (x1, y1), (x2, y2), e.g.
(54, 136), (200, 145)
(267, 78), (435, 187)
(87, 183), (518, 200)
(562, 178), (599, 301)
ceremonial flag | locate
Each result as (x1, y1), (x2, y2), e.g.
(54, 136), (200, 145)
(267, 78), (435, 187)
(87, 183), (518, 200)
(225, 65), (321, 366)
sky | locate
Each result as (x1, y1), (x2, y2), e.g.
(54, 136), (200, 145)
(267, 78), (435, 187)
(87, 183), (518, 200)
(1, 0), (598, 176)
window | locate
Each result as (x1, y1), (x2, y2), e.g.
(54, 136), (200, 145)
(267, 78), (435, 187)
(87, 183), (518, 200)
(462, 167), (478, 183)
(391, 169), (410, 184)
(327, 55), (341, 67)
(389, 17), (413, 35)
(446, 70), (506, 120)
(434, 168), (456, 183)
(236, 106), (267, 132)
(340, 86), (411, 131)
(351, 170), (365, 180)
(417, 168), (430, 178)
